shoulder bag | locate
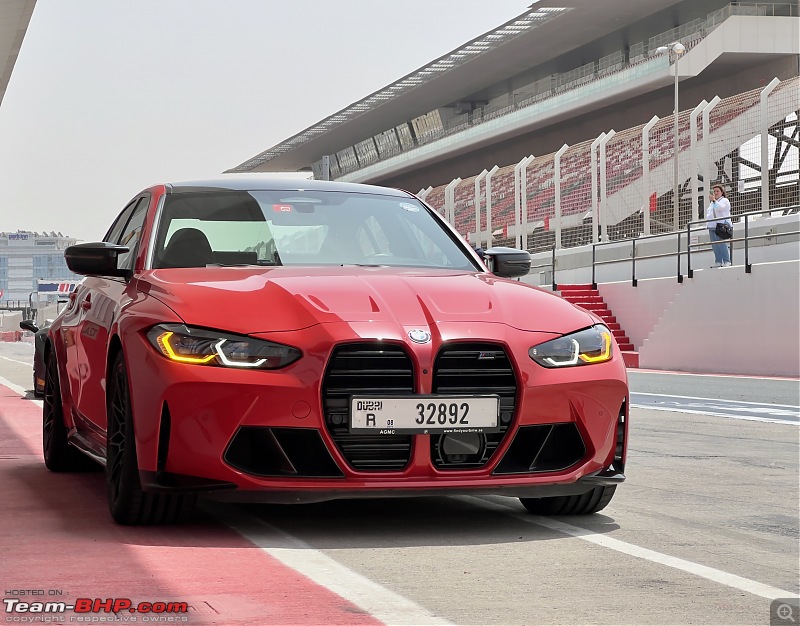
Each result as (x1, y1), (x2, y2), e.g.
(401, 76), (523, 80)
(712, 203), (733, 239)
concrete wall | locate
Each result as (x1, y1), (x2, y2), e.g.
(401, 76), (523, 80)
(599, 260), (800, 377)
(599, 278), (682, 349)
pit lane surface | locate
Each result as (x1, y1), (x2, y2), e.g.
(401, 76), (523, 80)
(1, 342), (798, 626)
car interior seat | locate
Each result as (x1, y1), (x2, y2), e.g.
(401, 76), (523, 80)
(158, 228), (213, 268)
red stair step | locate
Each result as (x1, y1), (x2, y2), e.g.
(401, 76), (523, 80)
(556, 284), (594, 291)
(573, 302), (608, 311)
(621, 351), (639, 368)
(558, 284), (636, 365)
(562, 290), (599, 298)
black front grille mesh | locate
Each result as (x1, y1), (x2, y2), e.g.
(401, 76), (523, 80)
(322, 342), (520, 472)
(431, 344), (517, 469)
(322, 344), (414, 471)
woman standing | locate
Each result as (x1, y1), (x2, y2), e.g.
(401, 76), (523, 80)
(706, 184), (732, 267)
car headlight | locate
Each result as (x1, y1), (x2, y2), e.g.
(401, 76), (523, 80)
(146, 324), (301, 369)
(529, 325), (613, 368)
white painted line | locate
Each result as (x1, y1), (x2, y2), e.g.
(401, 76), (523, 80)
(0, 374), (36, 400)
(472, 497), (795, 601)
(632, 369), (799, 381)
(632, 391), (799, 409)
(0, 355), (33, 367)
(4, 374), (447, 626)
(213, 508), (454, 626)
(630, 403), (798, 425)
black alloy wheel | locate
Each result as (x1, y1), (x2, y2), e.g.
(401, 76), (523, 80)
(106, 352), (195, 525)
(42, 349), (89, 471)
(520, 485), (616, 515)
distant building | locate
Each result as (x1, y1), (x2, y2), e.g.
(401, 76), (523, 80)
(0, 230), (81, 306)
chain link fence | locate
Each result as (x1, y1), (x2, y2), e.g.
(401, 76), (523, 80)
(423, 76), (799, 253)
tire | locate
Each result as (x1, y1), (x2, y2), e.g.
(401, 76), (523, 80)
(520, 486), (616, 515)
(42, 349), (91, 471)
(106, 352), (196, 525)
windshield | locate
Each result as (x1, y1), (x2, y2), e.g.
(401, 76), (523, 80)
(151, 189), (478, 271)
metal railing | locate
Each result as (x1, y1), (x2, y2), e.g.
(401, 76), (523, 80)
(589, 230), (686, 288)
(545, 206), (799, 288)
(528, 246), (558, 290)
(686, 208), (800, 277)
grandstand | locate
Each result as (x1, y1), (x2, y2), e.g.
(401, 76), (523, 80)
(229, 0), (799, 253)
(0, 0), (36, 108)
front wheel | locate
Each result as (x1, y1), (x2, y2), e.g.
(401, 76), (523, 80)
(106, 352), (195, 525)
(520, 486), (616, 515)
(42, 349), (91, 471)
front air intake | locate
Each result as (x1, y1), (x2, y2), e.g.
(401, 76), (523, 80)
(493, 424), (586, 474)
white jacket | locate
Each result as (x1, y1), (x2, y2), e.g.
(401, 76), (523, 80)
(705, 197), (731, 228)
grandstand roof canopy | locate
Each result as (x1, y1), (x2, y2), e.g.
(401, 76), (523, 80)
(229, 0), (686, 173)
(0, 0), (36, 107)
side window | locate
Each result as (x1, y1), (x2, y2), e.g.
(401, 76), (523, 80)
(103, 201), (137, 244)
(115, 196), (150, 270)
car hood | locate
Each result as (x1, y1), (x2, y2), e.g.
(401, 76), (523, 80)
(140, 267), (593, 334)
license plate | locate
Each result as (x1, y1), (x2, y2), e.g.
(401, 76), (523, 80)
(350, 396), (500, 434)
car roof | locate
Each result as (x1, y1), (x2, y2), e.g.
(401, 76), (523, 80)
(165, 177), (414, 197)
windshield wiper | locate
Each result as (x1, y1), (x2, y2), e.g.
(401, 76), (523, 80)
(206, 260), (282, 267)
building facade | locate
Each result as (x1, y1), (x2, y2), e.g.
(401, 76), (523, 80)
(0, 231), (80, 307)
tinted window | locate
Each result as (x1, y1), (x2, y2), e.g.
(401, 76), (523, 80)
(103, 201), (137, 244)
(115, 196), (150, 270)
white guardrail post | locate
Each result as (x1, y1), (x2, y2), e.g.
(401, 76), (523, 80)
(590, 132), (606, 244)
(485, 165), (500, 247)
(760, 78), (780, 214)
(690, 100), (708, 222)
(553, 144), (568, 249)
(642, 115), (659, 236)
(598, 131), (615, 242)
(444, 178), (462, 225)
(473, 170), (488, 248)
(515, 155), (535, 249)
(701, 96), (721, 194)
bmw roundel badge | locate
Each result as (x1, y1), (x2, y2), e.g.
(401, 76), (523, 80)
(408, 329), (431, 344)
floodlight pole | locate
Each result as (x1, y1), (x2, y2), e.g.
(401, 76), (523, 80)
(657, 41), (686, 232)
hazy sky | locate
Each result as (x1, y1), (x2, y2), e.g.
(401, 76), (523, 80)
(0, 0), (527, 242)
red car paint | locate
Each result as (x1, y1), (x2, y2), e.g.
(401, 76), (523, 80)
(46, 178), (628, 520)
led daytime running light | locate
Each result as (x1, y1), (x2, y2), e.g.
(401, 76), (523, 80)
(578, 329), (612, 363)
(157, 331), (216, 364)
(543, 338), (579, 367)
(214, 339), (266, 368)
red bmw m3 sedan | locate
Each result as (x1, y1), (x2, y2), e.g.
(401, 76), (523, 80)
(42, 178), (628, 524)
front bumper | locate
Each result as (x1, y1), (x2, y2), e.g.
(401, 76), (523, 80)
(139, 468), (626, 503)
(123, 321), (629, 496)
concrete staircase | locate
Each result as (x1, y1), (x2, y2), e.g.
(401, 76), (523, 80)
(556, 284), (639, 368)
